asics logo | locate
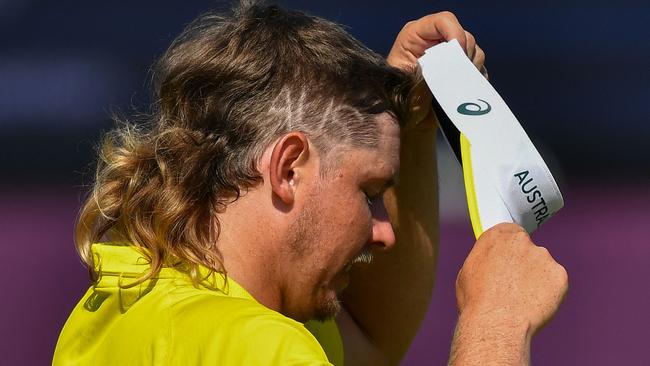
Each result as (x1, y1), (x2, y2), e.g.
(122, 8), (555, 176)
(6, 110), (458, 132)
(457, 99), (491, 116)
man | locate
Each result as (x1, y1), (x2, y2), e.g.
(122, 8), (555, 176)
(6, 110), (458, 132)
(54, 2), (567, 365)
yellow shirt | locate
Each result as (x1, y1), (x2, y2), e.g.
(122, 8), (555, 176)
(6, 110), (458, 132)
(53, 243), (344, 365)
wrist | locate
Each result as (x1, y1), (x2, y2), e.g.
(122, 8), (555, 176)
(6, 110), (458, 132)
(459, 306), (533, 340)
(449, 308), (532, 366)
(401, 108), (438, 134)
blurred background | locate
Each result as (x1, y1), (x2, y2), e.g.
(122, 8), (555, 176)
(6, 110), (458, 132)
(1, 0), (648, 364)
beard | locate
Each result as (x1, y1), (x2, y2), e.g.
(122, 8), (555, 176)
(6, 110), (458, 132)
(285, 188), (344, 321)
(313, 290), (342, 321)
(286, 187), (319, 257)
(312, 248), (374, 321)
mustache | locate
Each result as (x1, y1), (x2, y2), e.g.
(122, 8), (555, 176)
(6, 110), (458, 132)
(350, 247), (374, 265)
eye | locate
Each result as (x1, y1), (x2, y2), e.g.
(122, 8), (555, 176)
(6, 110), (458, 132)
(364, 192), (379, 207)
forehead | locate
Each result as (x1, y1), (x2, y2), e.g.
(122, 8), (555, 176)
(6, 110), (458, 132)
(369, 114), (400, 168)
(332, 114), (400, 179)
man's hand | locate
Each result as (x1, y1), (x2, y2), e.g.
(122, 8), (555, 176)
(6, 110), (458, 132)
(449, 223), (569, 365)
(387, 11), (485, 71)
(387, 11), (487, 129)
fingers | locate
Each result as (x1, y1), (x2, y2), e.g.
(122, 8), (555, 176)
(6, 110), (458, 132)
(481, 66), (489, 80)
(483, 222), (527, 238)
(407, 11), (466, 54)
(465, 30), (476, 61)
(405, 13), (487, 72)
(388, 11), (489, 76)
(464, 30), (487, 79)
(535, 245), (569, 294)
(473, 44), (485, 68)
(387, 11), (466, 67)
(458, 221), (568, 333)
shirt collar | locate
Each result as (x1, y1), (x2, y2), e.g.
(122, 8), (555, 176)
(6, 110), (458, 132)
(90, 243), (255, 302)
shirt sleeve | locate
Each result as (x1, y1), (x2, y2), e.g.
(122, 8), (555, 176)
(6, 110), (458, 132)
(304, 318), (344, 366)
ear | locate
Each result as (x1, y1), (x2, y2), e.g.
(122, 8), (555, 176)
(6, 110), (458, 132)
(269, 132), (311, 205)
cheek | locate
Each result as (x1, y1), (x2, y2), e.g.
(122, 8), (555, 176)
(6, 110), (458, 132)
(325, 197), (372, 247)
(333, 192), (370, 225)
(320, 189), (373, 245)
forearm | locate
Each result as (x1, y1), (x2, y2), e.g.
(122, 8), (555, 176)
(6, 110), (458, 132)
(341, 116), (439, 364)
(449, 310), (532, 366)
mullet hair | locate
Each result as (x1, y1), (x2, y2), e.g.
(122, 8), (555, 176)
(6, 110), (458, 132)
(76, 1), (416, 286)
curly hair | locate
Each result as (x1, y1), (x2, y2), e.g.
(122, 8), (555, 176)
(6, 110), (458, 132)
(76, 1), (415, 287)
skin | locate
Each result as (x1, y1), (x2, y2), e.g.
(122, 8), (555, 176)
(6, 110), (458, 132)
(217, 10), (567, 366)
(338, 11), (567, 366)
(449, 224), (568, 365)
(338, 11), (487, 365)
(215, 114), (401, 323)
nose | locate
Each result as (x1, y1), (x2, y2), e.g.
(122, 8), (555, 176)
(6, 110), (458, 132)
(369, 197), (396, 250)
(371, 218), (396, 250)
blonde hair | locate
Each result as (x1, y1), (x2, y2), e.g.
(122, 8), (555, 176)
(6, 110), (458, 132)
(75, 2), (414, 286)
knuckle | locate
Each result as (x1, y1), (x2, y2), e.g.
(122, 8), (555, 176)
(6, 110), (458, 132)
(465, 31), (475, 43)
(483, 223), (506, 238)
(555, 263), (569, 285)
(455, 270), (464, 290)
(480, 223), (526, 245)
(439, 10), (457, 21)
(478, 226), (496, 240)
(403, 20), (416, 30)
(496, 222), (525, 234)
(512, 230), (533, 245)
(476, 48), (486, 63)
(536, 245), (551, 257)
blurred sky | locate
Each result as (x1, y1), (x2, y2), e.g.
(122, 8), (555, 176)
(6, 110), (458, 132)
(1, 0), (649, 187)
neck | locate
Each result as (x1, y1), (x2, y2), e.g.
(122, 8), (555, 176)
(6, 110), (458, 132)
(215, 191), (286, 312)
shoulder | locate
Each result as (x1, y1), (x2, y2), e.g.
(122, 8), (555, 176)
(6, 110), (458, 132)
(167, 291), (333, 365)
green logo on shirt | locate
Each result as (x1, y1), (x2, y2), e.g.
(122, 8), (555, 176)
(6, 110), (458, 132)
(457, 99), (491, 116)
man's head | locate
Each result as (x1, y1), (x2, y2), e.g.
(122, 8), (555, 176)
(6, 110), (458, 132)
(76, 2), (414, 321)
(245, 113), (401, 321)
